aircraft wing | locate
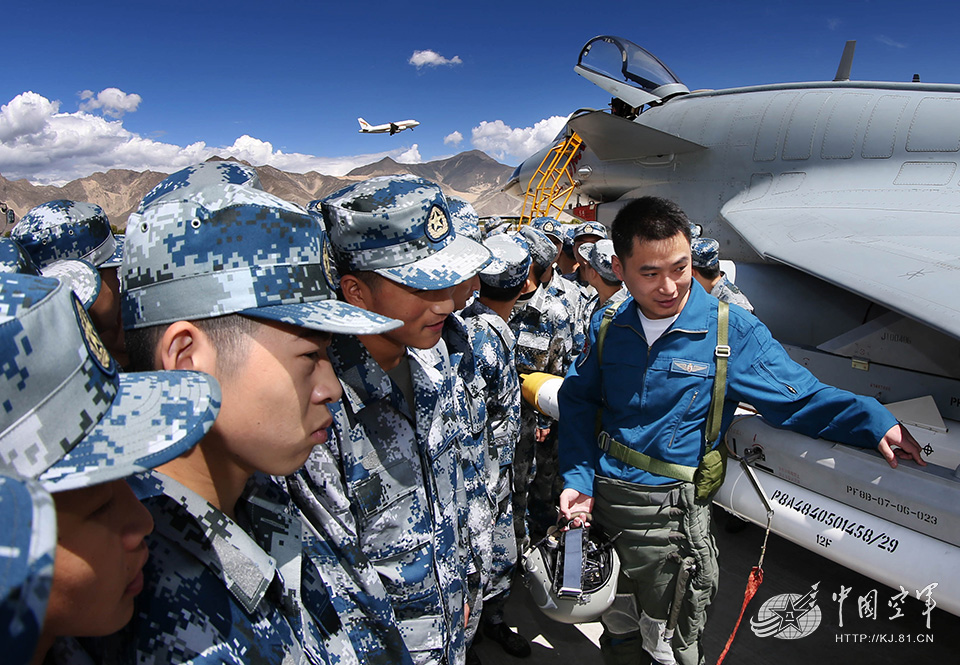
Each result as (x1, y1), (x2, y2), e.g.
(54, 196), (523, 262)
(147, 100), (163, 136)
(721, 198), (960, 340)
(569, 111), (705, 161)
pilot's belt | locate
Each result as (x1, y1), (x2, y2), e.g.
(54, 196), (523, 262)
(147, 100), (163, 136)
(596, 431), (697, 483)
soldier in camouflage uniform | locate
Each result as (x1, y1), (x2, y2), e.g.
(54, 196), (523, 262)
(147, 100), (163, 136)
(508, 226), (576, 545)
(690, 237), (755, 313)
(0, 271), (221, 664)
(577, 239), (629, 317)
(461, 235), (532, 659)
(319, 175), (490, 665)
(89, 172), (403, 664)
(12, 199), (127, 366)
(530, 217), (590, 353)
(563, 221), (608, 299)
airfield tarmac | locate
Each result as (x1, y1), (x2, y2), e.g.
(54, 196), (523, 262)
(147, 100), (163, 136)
(474, 508), (959, 664)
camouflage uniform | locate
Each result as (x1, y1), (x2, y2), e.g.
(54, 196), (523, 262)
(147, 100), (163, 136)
(691, 237), (755, 313)
(508, 285), (575, 543)
(92, 470), (344, 665)
(460, 300), (520, 606)
(711, 275), (754, 313)
(325, 334), (467, 665)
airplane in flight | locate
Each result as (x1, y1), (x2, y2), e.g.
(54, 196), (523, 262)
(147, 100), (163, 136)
(357, 117), (420, 135)
(509, 35), (960, 617)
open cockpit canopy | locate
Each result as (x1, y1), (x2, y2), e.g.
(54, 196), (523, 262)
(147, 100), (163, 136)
(575, 36), (689, 110)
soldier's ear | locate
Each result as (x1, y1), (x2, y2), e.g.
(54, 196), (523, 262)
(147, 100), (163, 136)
(158, 321), (218, 374)
(339, 274), (368, 309)
(612, 255), (624, 282)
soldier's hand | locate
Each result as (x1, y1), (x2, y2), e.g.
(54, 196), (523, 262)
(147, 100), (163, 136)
(535, 427), (551, 443)
(878, 423), (926, 468)
(559, 488), (594, 528)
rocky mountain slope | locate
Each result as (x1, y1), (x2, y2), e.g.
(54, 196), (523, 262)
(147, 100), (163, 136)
(0, 150), (520, 233)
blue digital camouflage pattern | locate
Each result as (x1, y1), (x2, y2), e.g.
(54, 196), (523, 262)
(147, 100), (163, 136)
(459, 300), (520, 605)
(12, 200), (117, 269)
(530, 217), (563, 243)
(286, 426), (414, 665)
(516, 226), (556, 271)
(544, 268), (589, 357)
(121, 185), (400, 335)
(691, 237), (720, 268)
(577, 239), (619, 283)
(446, 197), (482, 244)
(87, 470), (350, 665)
(0, 237), (100, 309)
(479, 235), (530, 290)
(573, 221), (608, 241)
(434, 314), (491, 642)
(101, 234), (124, 268)
(137, 161), (262, 213)
(322, 175), (490, 291)
(325, 333), (467, 665)
(0, 473), (55, 665)
(508, 283), (575, 543)
(711, 275), (755, 313)
(0, 273), (220, 493)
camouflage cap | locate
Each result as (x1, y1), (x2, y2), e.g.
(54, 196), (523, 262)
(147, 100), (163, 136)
(0, 237), (101, 309)
(480, 234), (531, 289)
(561, 223), (577, 256)
(12, 200), (117, 269)
(137, 161), (262, 213)
(0, 473), (55, 664)
(573, 221), (608, 241)
(517, 225), (557, 271)
(577, 239), (620, 283)
(691, 237), (720, 268)
(483, 220), (512, 240)
(321, 175), (491, 290)
(100, 233), (124, 269)
(530, 217), (564, 243)
(122, 184), (401, 335)
(447, 197), (483, 243)
(0, 272), (222, 492)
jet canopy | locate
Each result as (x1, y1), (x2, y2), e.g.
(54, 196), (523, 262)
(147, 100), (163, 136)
(575, 36), (689, 111)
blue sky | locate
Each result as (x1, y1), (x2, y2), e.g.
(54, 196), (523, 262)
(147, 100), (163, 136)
(2, 0), (958, 183)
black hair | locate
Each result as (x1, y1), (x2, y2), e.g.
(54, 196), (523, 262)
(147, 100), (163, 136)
(693, 264), (721, 280)
(125, 313), (260, 375)
(611, 197), (692, 259)
(479, 280), (525, 302)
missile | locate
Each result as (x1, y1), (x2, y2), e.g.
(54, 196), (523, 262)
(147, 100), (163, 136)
(521, 372), (564, 420)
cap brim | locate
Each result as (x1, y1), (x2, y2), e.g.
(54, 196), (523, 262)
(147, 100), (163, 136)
(0, 473), (55, 664)
(241, 300), (403, 335)
(375, 233), (492, 290)
(38, 370), (220, 493)
(40, 259), (101, 309)
(100, 237), (124, 268)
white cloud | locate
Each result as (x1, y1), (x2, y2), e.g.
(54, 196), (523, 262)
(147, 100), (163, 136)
(78, 87), (142, 118)
(0, 91), (422, 184)
(409, 49), (463, 68)
(470, 116), (568, 163)
(443, 131), (463, 146)
(876, 35), (907, 49)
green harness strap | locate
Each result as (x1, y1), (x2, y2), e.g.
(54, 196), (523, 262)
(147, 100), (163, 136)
(593, 299), (730, 488)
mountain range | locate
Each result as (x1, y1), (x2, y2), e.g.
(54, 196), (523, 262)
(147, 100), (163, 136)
(0, 150), (521, 233)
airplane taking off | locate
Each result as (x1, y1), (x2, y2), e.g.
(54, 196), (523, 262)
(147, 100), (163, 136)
(508, 35), (960, 617)
(357, 117), (420, 135)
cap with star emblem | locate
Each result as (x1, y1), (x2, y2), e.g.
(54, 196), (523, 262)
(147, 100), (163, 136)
(320, 174), (491, 290)
(0, 272), (222, 492)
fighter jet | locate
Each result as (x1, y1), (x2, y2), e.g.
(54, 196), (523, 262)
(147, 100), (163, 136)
(508, 36), (960, 616)
(357, 117), (420, 135)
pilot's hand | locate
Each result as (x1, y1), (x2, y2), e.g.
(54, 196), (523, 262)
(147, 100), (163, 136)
(535, 427), (551, 443)
(878, 423), (926, 468)
(559, 488), (594, 528)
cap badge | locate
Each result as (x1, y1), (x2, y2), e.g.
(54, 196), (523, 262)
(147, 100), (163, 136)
(73, 295), (115, 375)
(426, 205), (450, 242)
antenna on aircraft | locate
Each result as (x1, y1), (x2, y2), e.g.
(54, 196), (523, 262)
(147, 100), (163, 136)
(834, 40), (856, 82)
(913, 74), (922, 82)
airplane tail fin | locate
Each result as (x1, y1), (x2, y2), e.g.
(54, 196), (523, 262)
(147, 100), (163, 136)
(358, 118), (371, 129)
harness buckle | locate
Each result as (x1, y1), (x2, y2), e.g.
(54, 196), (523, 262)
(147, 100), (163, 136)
(597, 431), (612, 453)
(715, 344), (731, 358)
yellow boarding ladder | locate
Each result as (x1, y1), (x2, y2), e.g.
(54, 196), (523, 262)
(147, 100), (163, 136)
(520, 131), (583, 225)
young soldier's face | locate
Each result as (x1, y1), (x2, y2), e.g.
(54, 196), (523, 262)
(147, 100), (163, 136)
(613, 231), (692, 319)
(212, 322), (340, 476)
(359, 277), (455, 350)
(45, 480), (154, 638)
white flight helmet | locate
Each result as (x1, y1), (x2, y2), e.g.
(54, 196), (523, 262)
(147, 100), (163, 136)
(523, 525), (620, 624)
